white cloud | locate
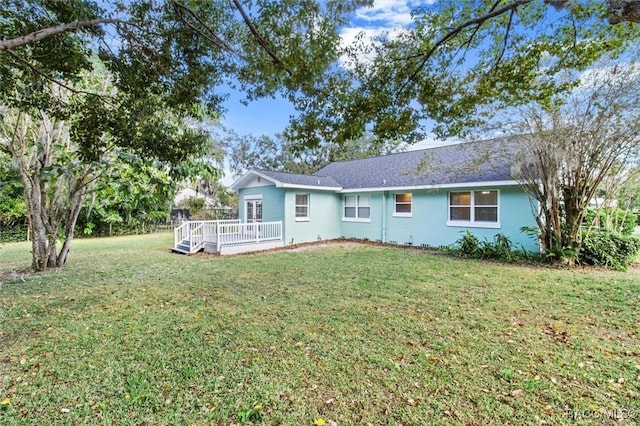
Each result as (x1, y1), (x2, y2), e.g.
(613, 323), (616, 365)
(339, 0), (435, 66)
(576, 63), (640, 91)
(354, 0), (432, 26)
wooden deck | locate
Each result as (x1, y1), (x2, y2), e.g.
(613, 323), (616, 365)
(173, 220), (284, 255)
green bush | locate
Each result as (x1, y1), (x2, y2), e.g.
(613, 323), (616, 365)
(447, 231), (533, 262)
(584, 208), (638, 236)
(579, 230), (640, 271)
(454, 230), (482, 258)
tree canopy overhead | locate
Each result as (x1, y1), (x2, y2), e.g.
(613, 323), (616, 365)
(0, 0), (372, 156)
(2, 1), (639, 151)
(285, 0), (640, 146)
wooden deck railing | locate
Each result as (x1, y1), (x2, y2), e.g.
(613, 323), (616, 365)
(216, 221), (283, 252)
(174, 220), (282, 253)
(174, 219), (240, 253)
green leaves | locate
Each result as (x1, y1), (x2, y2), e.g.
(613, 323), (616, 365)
(289, 1), (640, 145)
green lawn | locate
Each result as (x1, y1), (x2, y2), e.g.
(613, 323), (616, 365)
(1, 234), (639, 425)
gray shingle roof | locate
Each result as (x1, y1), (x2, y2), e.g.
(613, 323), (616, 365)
(314, 139), (518, 189)
(256, 169), (341, 188)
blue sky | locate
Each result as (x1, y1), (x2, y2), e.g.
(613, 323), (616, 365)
(220, 0), (437, 141)
(217, 0), (445, 185)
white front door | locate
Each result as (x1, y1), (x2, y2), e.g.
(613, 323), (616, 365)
(245, 199), (263, 223)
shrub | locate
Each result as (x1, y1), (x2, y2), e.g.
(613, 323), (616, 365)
(454, 230), (482, 258)
(579, 230), (640, 271)
(447, 231), (533, 262)
(583, 208), (638, 236)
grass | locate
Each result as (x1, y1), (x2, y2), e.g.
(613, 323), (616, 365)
(1, 233), (639, 425)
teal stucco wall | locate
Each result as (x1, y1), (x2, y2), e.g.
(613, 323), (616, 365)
(237, 184), (539, 252)
(237, 185), (284, 223)
(339, 186), (538, 252)
(283, 189), (342, 244)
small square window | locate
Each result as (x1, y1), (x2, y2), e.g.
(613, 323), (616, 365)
(295, 193), (309, 219)
(394, 193), (412, 216)
(343, 195), (371, 220)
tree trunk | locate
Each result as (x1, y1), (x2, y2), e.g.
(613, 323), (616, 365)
(57, 184), (86, 267)
(4, 111), (92, 271)
(19, 167), (49, 270)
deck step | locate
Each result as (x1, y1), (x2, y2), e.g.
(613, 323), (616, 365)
(172, 241), (193, 254)
(172, 240), (207, 254)
(172, 246), (190, 254)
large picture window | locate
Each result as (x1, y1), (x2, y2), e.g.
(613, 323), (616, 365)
(449, 190), (498, 226)
(344, 195), (370, 220)
(394, 193), (412, 216)
(295, 193), (309, 220)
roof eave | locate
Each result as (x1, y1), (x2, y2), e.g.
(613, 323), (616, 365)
(228, 170), (281, 192)
(280, 183), (343, 191)
(338, 180), (520, 193)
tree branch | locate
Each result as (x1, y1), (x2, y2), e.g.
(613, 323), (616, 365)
(4, 50), (105, 98)
(607, 0), (640, 24)
(462, 0), (504, 51)
(230, 0), (293, 77)
(400, 0), (533, 93)
(0, 18), (126, 51)
(494, 8), (516, 70)
(171, 1), (237, 55)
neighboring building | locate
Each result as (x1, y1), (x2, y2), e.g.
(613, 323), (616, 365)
(588, 197), (619, 209)
(174, 187), (216, 208)
(228, 139), (539, 252)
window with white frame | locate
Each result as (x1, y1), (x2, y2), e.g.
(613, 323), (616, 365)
(394, 193), (412, 216)
(448, 190), (499, 226)
(295, 193), (309, 220)
(343, 195), (370, 220)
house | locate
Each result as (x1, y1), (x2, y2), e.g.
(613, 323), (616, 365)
(212, 139), (539, 254)
(174, 187), (216, 208)
(173, 139), (538, 255)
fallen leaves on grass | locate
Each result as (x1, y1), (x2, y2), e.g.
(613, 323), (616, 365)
(511, 389), (525, 397)
(541, 323), (571, 345)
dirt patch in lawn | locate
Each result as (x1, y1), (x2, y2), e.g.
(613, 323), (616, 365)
(285, 240), (366, 252)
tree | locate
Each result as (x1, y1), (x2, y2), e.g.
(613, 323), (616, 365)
(80, 157), (180, 237)
(1, 106), (95, 269)
(0, 1), (368, 270)
(0, 1), (371, 114)
(616, 167), (640, 214)
(0, 72), (211, 270)
(4, 2), (639, 151)
(509, 65), (640, 264)
(286, 1), (640, 147)
(0, 149), (26, 240)
(224, 130), (404, 176)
